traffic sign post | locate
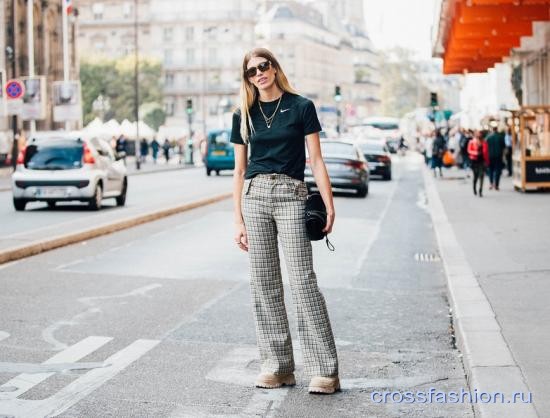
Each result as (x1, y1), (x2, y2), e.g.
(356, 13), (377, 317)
(5, 79), (24, 116)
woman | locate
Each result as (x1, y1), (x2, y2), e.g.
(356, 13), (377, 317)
(467, 130), (489, 197)
(230, 48), (340, 394)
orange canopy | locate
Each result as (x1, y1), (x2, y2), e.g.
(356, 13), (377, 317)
(436, 0), (550, 74)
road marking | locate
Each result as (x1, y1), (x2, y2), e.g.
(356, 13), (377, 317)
(352, 165), (401, 280)
(0, 336), (112, 400)
(0, 331), (9, 342)
(0, 337), (159, 418)
(0, 260), (19, 271)
(42, 284), (162, 351)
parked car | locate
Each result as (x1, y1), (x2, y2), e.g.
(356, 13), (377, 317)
(356, 140), (392, 180)
(305, 140), (369, 197)
(203, 129), (235, 176)
(360, 116), (402, 153)
(11, 131), (127, 211)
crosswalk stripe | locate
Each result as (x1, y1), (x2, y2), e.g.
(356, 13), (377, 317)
(0, 336), (112, 400)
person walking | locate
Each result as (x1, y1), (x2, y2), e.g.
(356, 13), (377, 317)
(139, 138), (149, 164)
(432, 129), (446, 177)
(151, 138), (159, 164)
(424, 131), (434, 167)
(162, 139), (171, 164)
(467, 130), (489, 197)
(504, 127), (513, 176)
(231, 48), (339, 394)
(486, 126), (506, 190)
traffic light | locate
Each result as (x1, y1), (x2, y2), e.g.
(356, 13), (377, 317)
(430, 92), (438, 107)
(186, 98), (193, 114)
(334, 85), (342, 102)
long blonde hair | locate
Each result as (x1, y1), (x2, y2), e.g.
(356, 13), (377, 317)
(239, 48), (297, 144)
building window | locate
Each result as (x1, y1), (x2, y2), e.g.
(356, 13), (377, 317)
(186, 48), (195, 65)
(185, 27), (194, 42)
(165, 73), (174, 87)
(164, 49), (173, 65)
(165, 101), (175, 116)
(122, 2), (133, 18)
(163, 27), (173, 42)
(92, 3), (104, 20)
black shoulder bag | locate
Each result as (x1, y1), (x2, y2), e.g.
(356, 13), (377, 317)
(305, 192), (335, 251)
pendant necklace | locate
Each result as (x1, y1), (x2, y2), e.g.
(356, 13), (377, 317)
(258, 94), (283, 129)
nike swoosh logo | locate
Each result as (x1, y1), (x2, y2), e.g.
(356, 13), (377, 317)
(280, 108), (290, 113)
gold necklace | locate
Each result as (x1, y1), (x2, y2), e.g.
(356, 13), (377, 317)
(258, 94), (283, 129)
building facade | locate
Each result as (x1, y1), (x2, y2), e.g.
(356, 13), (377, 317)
(78, 0), (380, 134)
(1, 0), (78, 132)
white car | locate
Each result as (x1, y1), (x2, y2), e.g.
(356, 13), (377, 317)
(12, 131), (127, 211)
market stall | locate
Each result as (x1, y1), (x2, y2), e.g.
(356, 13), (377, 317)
(512, 106), (550, 191)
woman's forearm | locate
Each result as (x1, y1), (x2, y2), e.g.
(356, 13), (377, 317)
(310, 160), (334, 214)
(233, 170), (246, 224)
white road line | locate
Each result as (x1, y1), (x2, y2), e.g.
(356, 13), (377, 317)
(17, 339), (160, 418)
(0, 260), (19, 270)
(352, 164), (401, 280)
(0, 331), (9, 342)
(0, 336), (112, 400)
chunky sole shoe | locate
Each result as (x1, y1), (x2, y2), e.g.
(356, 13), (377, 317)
(255, 372), (296, 389)
(308, 376), (341, 394)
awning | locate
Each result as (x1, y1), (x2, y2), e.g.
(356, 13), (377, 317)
(433, 0), (550, 74)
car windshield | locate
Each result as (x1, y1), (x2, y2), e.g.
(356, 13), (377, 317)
(358, 142), (385, 153)
(210, 131), (231, 145)
(365, 122), (399, 130)
(321, 142), (356, 157)
(25, 140), (84, 170)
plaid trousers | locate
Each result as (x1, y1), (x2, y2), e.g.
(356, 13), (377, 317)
(241, 173), (338, 377)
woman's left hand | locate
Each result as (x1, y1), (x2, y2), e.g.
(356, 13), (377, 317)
(323, 211), (335, 234)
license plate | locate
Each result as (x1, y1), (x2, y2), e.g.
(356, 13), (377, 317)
(37, 187), (67, 197)
(212, 150), (226, 156)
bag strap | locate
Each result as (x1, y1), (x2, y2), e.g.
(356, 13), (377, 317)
(325, 235), (335, 251)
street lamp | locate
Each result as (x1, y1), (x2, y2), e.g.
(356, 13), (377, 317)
(133, 0), (140, 170)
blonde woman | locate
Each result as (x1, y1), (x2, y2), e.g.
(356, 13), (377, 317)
(230, 48), (340, 394)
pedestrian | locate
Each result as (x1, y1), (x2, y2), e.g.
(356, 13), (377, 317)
(432, 129), (446, 177)
(151, 138), (159, 164)
(115, 135), (127, 162)
(231, 47), (340, 394)
(486, 126), (505, 190)
(467, 130), (489, 197)
(459, 129), (471, 171)
(504, 127), (513, 176)
(139, 138), (149, 164)
(424, 131), (434, 167)
(162, 139), (171, 164)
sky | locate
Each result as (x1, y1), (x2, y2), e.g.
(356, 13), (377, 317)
(363, 0), (439, 60)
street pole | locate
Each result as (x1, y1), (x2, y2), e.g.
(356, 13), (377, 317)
(133, 0), (140, 170)
(9, 0), (18, 170)
(27, 0), (35, 134)
(61, 0), (70, 131)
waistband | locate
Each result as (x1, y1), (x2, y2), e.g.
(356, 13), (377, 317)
(253, 173), (304, 184)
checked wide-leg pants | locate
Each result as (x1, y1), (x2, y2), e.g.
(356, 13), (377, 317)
(241, 173), (338, 378)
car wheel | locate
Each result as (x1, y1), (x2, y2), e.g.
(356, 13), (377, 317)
(13, 198), (27, 211)
(384, 171), (392, 181)
(47, 201), (56, 209)
(206, 168), (211, 176)
(116, 178), (127, 207)
(357, 184), (368, 198)
(89, 183), (103, 211)
(216, 170), (220, 176)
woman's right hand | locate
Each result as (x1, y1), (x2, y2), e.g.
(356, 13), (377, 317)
(234, 222), (249, 252)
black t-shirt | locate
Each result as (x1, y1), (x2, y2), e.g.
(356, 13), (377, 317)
(230, 92), (322, 181)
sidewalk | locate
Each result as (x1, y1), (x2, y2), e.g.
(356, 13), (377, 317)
(429, 169), (549, 417)
(0, 156), (194, 191)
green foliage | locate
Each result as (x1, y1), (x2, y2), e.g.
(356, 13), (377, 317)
(379, 48), (430, 118)
(140, 102), (166, 131)
(80, 56), (164, 126)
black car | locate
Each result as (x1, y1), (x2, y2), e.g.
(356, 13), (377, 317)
(356, 140), (392, 180)
(305, 140), (369, 197)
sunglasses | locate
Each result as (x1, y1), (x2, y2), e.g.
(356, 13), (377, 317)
(245, 61), (272, 78)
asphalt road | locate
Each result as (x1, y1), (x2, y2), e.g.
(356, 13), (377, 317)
(0, 167), (232, 252)
(0, 154), (474, 417)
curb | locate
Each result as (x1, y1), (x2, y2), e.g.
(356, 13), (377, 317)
(0, 192), (232, 265)
(423, 168), (538, 418)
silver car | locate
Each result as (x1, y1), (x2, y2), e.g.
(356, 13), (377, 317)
(12, 131), (127, 211)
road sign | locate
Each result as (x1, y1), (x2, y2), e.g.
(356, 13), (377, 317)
(5, 79), (25, 99)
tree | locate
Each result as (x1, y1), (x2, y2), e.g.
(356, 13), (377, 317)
(80, 56), (165, 125)
(379, 48), (430, 117)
